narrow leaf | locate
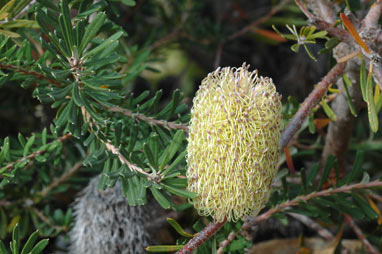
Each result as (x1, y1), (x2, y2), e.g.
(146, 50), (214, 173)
(167, 218), (194, 237)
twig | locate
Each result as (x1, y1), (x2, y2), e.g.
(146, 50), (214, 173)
(216, 180), (382, 252)
(12, 0), (37, 20)
(176, 219), (226, 254)
(281, 62), (346, 148)
(103, 141), (159, 182)
(0, 133), (72, 175)
(105, 105), (189, 132)
(0, 63), (62, 87)
(362, 0), (382, 28)
(295, 0), (353, 43)
(32, 207), (67, 232)
(38, 161), (83, 198)
(227, 0), (290, 41)
(344, 214), (380, 254)
(287, 212), (333, 241)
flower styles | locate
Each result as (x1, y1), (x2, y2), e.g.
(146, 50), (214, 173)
(187, 64), (282, 222)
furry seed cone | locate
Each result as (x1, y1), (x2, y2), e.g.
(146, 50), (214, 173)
(187, 64), (282, 222)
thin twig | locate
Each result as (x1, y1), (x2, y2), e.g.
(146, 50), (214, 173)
(344, 214), (380, 254)
(32, 207), (67, 232)
(227, 0), (290, 41)
(216, 180), (382, 252)
(362, 0), (382, 28)
(295, 0), (352, 43)
(38, 161), (83, 198)
(103, 141), (159, 182)
(0, 63), (62, 87)
(287, 213), (333, 241)
(0, 133), (72, 175)
(281, 62), (346, 148)
(176, 219), (227, 254)
(13, 0), (37, 20)
(105, 105), (189, 132)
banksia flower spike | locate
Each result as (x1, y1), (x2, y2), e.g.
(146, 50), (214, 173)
(187, 64), (282, 223)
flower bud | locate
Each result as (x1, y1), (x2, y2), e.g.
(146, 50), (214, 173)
(187, 64), (282, 222)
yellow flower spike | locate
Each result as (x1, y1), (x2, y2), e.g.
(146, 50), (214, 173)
(186, 64), (282, 222)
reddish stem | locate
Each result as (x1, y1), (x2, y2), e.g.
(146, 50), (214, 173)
(280, 62), (346, 148)
(176, 219), (227, 254)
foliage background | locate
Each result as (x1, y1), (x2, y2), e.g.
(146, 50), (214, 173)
(0, 0), (381, 253)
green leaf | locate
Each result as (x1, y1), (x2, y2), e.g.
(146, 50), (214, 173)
(0, 241), (8, 254)
(339, 150), (364, 186)
(365, 68), (378, 133)
(342, 74), (358, 116)
(161, 150), (186, 176)
(30, 239), (49, 254)
(59, 0), (74, 52)
(162, 184), (196, 199)
(83, 31), (124, 59)
(150, 187), (171, 209)
(12, 223), (19, 254)
(23, 135), (35, 157)
(321, 98), (337, 121)
(308, 113), (315, 133)
(317, 155), (336, 190)
(351, 193), (379, 220)
(121, 175), (147, 206)
(0, 137), (10, 165)
(21, 231), (38, 254)
(158, 130), (185, 171)
(166, 218), (194, 237)
(79, 12), (106, 55)
(360, 60), (367, 101)
(146, 245), (183, 252)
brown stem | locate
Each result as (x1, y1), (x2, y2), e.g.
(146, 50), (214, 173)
(217, 180), (382, 251)
(227, 0), (290, 41)
(281, 62), (346, 148)
(321, 58), (363, 175)
(38, 161), (83, 198)
(176, 219), (227, 254)
(344, 214), (380, 254)
(0, 63), (62, 87)
(362, 0), (382, 28)
(105, 105), (189, 132)
(295, 0), (353, 43)
(0, 133), (72, 175)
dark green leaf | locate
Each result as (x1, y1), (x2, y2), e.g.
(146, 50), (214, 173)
(317, 155), (336, 190)
(166, 218), (194, 237)
(21, 231), (38, 254)
(30, 239), (49, 254)
(79, 12), (106, 55)
(150, 187), (171, 209)
(162, 184), (196, 199)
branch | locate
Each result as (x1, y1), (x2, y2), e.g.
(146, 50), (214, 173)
(176, 219), (226, 254)
(38, 161), (83, 198)
(227, 0), (290, 41)
(281, 62), (346, 148)
(287, 213), (333, 241)
(295, 0), (353, 43)
(32, 207), (67, 232)
(362, 0), (382, 28)
(344, 214), (380, 254)
(0, 63), (62, 87)
(0, 133), (72, 175)
(103, 141), (160, 182)
(217, 180), (382, 252)
(105, 105), (189, 132)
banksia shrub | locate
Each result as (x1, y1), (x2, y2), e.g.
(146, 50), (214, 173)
(187, 64), (282, 222)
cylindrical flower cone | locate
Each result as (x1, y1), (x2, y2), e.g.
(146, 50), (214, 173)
(187, 64), (282, 222)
